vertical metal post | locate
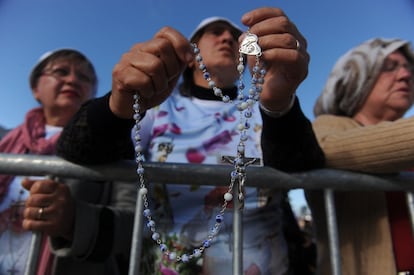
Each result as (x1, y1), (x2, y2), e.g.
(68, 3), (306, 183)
(232, 181), (243, 275)
(128, 188), (146, 275)
(324, 189), (342, 275)
(24, 233), (43, 275)
(406, 192), (414, 238)
(25, 175), (55, 275)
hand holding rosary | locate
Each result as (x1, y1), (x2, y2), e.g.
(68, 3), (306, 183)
(132, 30), (266, 263)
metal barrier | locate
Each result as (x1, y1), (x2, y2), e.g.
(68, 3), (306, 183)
(1, 153), (414, 275)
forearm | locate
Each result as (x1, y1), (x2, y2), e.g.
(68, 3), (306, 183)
(261, 97), (325, 172)
(314, 115), (414, 173)
(50, 181), (136, 261)
(57, 92), (135, 164)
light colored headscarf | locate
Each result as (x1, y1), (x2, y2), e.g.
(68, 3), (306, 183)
(314, 38), (414, 117)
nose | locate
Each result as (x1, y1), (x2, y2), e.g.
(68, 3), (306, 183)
(63, 69), (83, 84)
(397, 63), (413, 77)
(220, 29), (237, 43)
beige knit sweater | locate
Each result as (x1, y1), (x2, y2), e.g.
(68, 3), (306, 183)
(307, 114), (414, 275)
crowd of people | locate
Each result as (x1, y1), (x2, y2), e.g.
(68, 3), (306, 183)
(0, 5), (413, 275)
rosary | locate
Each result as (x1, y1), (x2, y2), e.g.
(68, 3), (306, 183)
(132, 31), (265, 263)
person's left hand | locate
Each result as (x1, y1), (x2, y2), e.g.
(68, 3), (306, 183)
(22, 177), (75, 240)
(241, 7), (309, 112)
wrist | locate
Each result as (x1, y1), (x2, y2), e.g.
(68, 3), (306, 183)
(259, 94), (296, 118)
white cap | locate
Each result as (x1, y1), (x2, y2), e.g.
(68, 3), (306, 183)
(189, 16), (244, 41)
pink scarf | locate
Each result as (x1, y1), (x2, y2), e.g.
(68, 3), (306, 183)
(0, 107), (60, 275)
(0, 107), (60, 203)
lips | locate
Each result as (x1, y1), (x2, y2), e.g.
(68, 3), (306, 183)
(60, 89), (80, 97)
(217, 46), (235, 57)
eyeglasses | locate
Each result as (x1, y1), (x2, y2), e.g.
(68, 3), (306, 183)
(381, 59), (414, 74)
(42, 66), (94, 84)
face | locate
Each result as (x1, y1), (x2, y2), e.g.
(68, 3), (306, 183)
(32, 58), (95, 126)
(193, 22), (240, 84)
(356, 51), (414, 123)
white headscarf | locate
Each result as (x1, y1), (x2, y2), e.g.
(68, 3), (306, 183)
(314, 38), (414, 117)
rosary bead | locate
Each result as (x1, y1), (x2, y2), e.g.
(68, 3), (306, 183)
(224, 192), (233, 202)
(213, 87), (223, 97)
(237, 64), (244, 73)
(181, 254), (189, 263)
(237, 144), (245, 154)
(231, 170), (238, 178)
(136, 167), (144, 175)
(246, 99), (255, 107)
(143, 209), (151, 217)
(160, 244), (167, 252)
(135, 145), (142, 153)
(193, 249), (202, 257)
(152, 232), (160, 241)
(203, 240), (211, 248)
(140, 187), (148, 195)
(169, 252), (177, 261)
(222, 95), (230, 103)
(147, 220), (155, 228)
(192, 44), (200, 54)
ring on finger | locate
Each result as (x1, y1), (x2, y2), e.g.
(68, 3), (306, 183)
(295, 39), (301, 51)
(37, 207), (44, 220)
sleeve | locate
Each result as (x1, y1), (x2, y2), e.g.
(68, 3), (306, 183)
(260, 96), (325, 172)
(313, 114), (414, 173)
(50, 180), (136, 262)
(56, 92), (136, 164)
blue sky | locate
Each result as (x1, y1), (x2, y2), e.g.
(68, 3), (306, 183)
(1, 0), (413, 213)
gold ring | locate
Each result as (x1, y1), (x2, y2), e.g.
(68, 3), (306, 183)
(295, 39), (301, 51)
(37, 207), (44, 220)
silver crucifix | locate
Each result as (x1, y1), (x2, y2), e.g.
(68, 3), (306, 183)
(221, 151), (261, 209)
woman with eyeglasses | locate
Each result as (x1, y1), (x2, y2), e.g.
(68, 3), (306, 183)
(307, 38), (414, 275)
(0, 49), (136, 275)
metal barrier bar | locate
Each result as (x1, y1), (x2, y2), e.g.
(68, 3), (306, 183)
(128, 188), (146, 275)
(407, 192), (414, 238)
(324, 189), (341, 275)
(24, 232), (43, 275)
(1, 153), (414, 275)
(3, 153), (414, 191)
(233, 182), (243, 275)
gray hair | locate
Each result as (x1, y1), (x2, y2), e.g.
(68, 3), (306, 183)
(314, 38), (414, 117)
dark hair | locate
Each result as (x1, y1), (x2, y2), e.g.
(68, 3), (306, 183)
(179, 21), (244, 97)
(29, 49), (98, 94)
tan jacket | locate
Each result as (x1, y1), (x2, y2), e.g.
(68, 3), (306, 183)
(308, 114), (414, 275)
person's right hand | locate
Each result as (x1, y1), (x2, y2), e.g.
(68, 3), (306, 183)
(21, 178), (75, 240)
(110, 27), (194, 119)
